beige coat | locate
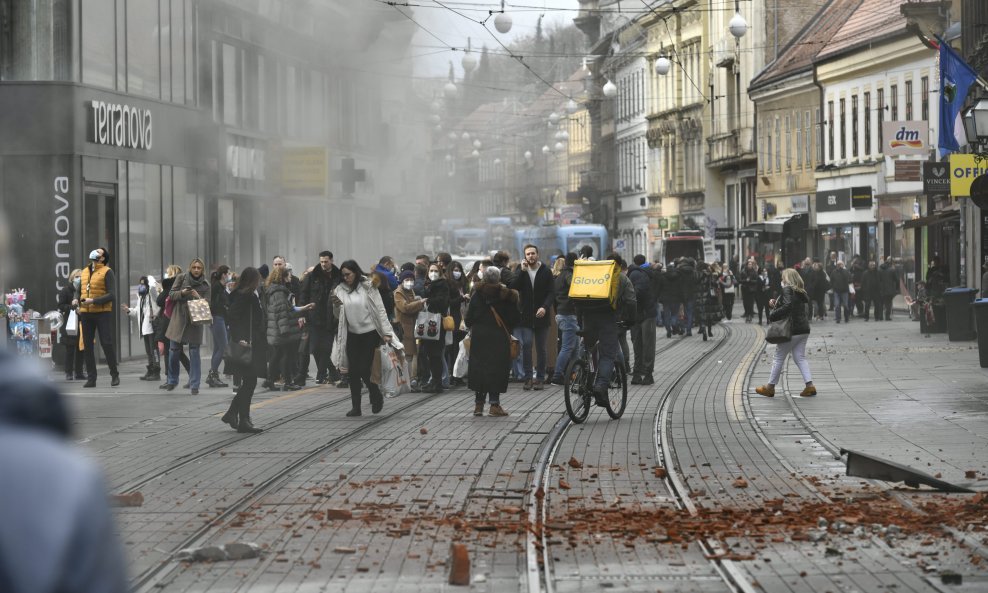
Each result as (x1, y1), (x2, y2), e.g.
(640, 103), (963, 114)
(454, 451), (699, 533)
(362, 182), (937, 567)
(393, 287), (425, 356)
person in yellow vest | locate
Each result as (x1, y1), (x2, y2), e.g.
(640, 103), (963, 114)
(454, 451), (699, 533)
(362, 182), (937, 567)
(73, 247), (119, 387)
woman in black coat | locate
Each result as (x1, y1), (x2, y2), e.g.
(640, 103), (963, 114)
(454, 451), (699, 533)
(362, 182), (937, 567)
(755, 268), (816, 398)
(421, 262), (450, 393)
(222, 267), (268, 433)
(57, 269), (85, 380)
(465, 267), (520, 416)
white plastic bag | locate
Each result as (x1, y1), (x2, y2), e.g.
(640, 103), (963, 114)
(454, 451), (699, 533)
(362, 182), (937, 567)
(65, 310), (78, 336)
(380, 344), (411, 398)
(453, 341), (469, 379)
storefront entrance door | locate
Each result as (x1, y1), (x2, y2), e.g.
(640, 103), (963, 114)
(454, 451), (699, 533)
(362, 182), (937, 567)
(83, 183), (120, 363)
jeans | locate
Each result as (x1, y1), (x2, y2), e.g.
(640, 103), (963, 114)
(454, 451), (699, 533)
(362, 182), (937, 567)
(661, 301), (681, 334)
(834, 291), (850, 321)
(142, 334), (159, 366)
(79, 311), (118, 379)
(169, 342), (200, 388)
(210, 315), (227, 372)
(513, 325), (549, 381)
(683, 300), (695, 334)
(583, 310), (620, 390)
(552, 314), (579, 380)
(768, 333), (812, 385)
(631, 316), (656, 377)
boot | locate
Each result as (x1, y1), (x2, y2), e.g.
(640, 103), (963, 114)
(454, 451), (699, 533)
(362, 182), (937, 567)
(755, 385), (775, 397)
(221, 407), (239, 429)
(799, 384), (817, 397)
(147, 363), (161, 382)
(139, 364), (154, 381)
(474, 402), (485, 416)
(206, 370), (228, 388)
(488, 404), (509, 417)
(237, 417), (262, 433)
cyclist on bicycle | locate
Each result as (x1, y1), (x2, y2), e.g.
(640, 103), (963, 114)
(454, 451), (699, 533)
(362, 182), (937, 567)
(575, 253), (637, 405)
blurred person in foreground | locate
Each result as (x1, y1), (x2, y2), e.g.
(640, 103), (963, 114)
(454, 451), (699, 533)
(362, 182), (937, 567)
(0, 212), (128, 592)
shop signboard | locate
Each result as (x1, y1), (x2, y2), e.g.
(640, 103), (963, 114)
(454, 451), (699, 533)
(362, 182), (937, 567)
(949, 153), (988, 197)
(714, 227), (734, 240)
(815, 188), (850, 212)
(982, 209), (988, 271)
(281, 147), (328, 194)
(923, 161), (950, 195)
(881, 121), (928, 156)
(790, 195), (809, 213)
(851, 186), (873, 209)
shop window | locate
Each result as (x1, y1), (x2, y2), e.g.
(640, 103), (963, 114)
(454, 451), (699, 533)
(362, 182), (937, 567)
(127, 0), (161, 98)
(82, 0), (116, 89)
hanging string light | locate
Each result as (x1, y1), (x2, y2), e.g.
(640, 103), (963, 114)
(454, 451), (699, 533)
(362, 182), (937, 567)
(493, 0), (512, 34)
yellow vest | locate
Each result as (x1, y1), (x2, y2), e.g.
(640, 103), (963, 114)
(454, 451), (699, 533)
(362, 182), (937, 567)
(80, 264), (113, 313)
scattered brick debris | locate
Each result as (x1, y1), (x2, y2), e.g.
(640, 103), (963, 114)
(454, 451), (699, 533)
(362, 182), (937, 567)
(653, 467), (667, 479)
(965, 470), (977, 479)
(568, 457), (583, 469)
(112, 491), (144, 507)
(325, 509), (353, 520)
(448, 543), (470, 586)
(732, 478), (748, 489)
(420, 427), (429, 434)
(558, 479), (571, 490)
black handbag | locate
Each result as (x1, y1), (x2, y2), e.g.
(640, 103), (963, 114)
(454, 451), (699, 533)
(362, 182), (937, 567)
(223, 306), (253, 366)
(765, 315), (792, 344)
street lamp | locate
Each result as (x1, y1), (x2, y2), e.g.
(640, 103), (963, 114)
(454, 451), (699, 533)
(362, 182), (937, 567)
(963, 98), (988, 149)
(493, 0), (512, 33)
(602, 79), (617, 98)
(729, 2), (748, 263)
(655, 55), (671, 76)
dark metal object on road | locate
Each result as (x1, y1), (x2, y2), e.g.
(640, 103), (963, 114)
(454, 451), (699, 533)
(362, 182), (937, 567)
(840, 448), (974, 493)
(944, 287), (978, 341)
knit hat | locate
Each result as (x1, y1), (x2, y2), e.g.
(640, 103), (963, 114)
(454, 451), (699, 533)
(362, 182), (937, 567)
(399, 270), (415, 282)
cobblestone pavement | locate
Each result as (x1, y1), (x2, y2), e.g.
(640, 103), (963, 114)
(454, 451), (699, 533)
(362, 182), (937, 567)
(57, 309), (988, 592)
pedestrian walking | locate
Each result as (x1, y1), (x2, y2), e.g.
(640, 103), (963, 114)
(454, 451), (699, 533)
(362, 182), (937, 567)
(206, 265), (231, 388)
(676, 257), (697, 336)
(122, 275), (160, 382)
(755, 268), (816, 398)
(755, 267), (770, 325)
(860, 260), (880, 321)
(57, 269), (85, 380)
(420, 262), (451, 393)
(830, 260), (852, 323)
(265, 267), (312, 391)
(510, 244), (555, 389)
(628, 254), (656, 385)
(718, 265), (736, 320)
(550, 253), (578, 386)
(394, 269), (426, 391)
(806, 261), (829, 321)
(659, 262), (682, 337)
(878, 258), (899, 321)
(156, 265), (191, 386)
(695, 262), (723, 338)
(331, 260), (393, 417)
(300, 251), (342, 384)
(221, 267), (266, 433)
(446, 260), (469, 386)
(466, 266), (520, 417)
(164, 258), (210, 394)
(75, 247), (120, 388)
(739, 259), (759, 323)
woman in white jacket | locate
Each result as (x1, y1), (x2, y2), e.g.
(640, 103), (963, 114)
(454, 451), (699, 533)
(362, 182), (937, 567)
(331, 260), (393, 417)
(122, 276), (160, 381)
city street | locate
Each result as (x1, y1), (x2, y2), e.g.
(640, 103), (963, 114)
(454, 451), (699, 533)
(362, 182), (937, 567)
(62, 315), (988, 592)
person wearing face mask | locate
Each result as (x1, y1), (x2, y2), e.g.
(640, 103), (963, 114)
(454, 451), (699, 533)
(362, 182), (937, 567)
(206, 265), (231, 388)
(394, 270), (426, 392)
(420, 263), (451, 393)
(445, 261), (468, 386)
(56, 269), (85, 381)
(122, 276), (160, 381)
(164, 258), (210, 395)
(73, 247), (120, 388)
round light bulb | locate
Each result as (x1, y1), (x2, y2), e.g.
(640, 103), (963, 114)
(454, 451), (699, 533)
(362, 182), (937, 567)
(473, 139), (482, 149)
(566, 99), (579, 115)
(462, 51), (478, 73)
(444, 81), (458, 98)
(602, 79), (617, 98)
(472, 149), (480, 158)
(448, 132), (458, 141)
(461, 132), (471, 142)
(729, 12), (748, 39)
(493, 158), (501, 166)
(655, 56), (671, 76)
(430, 101), (442, 113)
(523, 150), (532, 160)
(554, 141), (565, 152)
(429, 114), (441, 124)
(542, 145), (550, 155)
(494, 11), (512, 34)
(548, 112), (561, 125)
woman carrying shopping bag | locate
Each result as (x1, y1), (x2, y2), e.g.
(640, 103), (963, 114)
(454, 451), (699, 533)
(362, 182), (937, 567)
(164, 258), (210, 394)
(755, 268), (816, 398)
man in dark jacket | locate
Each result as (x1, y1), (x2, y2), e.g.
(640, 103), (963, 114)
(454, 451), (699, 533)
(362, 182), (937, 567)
(300, 251), (342, 383)
(658, 262), (682, 338)
(878, 257), (899, 321)
(628, 255), (657, 384)
(829, 260), (852, 323)
(676, 258), (698, 337)
(550, 253), (578, 386)
(509, 244), (555, 390)
(493, 250), (514, 286)
(860, 260), (880, 321)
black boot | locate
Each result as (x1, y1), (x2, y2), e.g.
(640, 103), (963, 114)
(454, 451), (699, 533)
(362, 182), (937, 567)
(138, 365), (153, 381)
(206, 370), (228, 388)
(221, 406), (239, 429)
(148, 363), (161, 382)
(237, 417), (262, 433)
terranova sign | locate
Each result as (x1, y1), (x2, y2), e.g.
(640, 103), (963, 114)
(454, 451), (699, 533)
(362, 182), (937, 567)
(881, 121), (928, 156)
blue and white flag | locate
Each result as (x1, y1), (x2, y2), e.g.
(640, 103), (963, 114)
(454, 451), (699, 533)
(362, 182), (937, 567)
(939, 40), (980, 155)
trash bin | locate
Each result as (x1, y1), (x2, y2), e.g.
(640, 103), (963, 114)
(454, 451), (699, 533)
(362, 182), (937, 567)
(975, 299), (988, 368)
(944, 287), (978, 341)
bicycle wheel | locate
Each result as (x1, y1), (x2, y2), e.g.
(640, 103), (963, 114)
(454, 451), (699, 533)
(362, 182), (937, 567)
(604, 364), (628, 419)
(563, 358), (591, 424)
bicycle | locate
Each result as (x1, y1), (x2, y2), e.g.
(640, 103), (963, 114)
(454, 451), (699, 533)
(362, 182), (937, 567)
(563, 330), (628, 423)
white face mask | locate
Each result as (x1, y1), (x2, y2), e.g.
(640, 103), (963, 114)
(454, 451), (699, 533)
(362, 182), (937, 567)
(428, 272), (440, 281)
(402, 280), (414, 290)
(452, 271), (462, 280)
(89, 249), (101, 261)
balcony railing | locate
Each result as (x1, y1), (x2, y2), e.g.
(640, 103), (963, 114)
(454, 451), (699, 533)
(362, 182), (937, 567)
(706, 126), (755, 166)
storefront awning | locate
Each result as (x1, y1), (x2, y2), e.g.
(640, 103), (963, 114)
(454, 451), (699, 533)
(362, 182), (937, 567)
(903, 211), (959, 229)
(741, 213), (804, 234)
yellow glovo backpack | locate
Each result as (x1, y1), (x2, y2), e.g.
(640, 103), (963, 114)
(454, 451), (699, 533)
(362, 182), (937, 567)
(568, 260), (621, 309)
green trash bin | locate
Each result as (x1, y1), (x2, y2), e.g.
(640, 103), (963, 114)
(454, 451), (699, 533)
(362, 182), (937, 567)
(944, 287), (978, 341)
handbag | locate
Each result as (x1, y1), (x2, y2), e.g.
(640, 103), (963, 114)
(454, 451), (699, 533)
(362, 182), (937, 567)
(187, 295), (213, 326)
(223, 306), (253, 367)
(765, 315), (793, 344)
(163, 296), (175, 318)
(490, 305), (520, 359)
(414, 310), (442, 341)
(442, 315), (455, 332)
(65, 310), (78, 336)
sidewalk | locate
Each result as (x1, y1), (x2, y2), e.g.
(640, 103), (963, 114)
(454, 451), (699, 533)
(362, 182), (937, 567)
(748, 313), (988, 489)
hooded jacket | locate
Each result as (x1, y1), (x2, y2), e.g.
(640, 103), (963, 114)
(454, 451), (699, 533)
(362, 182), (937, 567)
(627, 265), (657, 319)
(265, 283), (303, 346)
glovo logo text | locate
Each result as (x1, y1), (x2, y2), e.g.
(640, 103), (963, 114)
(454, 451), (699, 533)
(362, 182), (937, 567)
(573, 273), (611, 285)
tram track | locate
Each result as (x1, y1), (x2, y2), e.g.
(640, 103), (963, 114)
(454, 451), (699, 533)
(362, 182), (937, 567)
(525, 330), (752, 593)
(129, 386), (453, 593)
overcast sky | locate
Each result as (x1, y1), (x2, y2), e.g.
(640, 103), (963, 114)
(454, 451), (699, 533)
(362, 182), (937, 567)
(406, 0), (581, 78)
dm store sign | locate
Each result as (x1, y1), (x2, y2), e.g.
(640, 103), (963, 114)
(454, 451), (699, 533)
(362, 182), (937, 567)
(881, 121), (928, 156)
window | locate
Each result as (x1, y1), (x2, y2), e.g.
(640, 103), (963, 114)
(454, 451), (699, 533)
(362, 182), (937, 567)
(905, 80), (913, 120)
(785, 115), (792, 170)
(766, 123), (773, 174)
(877, 88), (885, 148)
(796, 117), (803, 168)
(805, 111), (812, 165)
(815, 108), (821, 164)
(775, 116), (782, 172)
(127, 0), (161, 98)
(921, 76), (929, 121)
(890, 84), (898, 120)
(864, 92), (871, 155)
(82, 0), (116, 89)
(839, 98), (846, 160)
(222, 44), (240, 127)
(851, 95), (858, 158)
(828, 101), (835, 161)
